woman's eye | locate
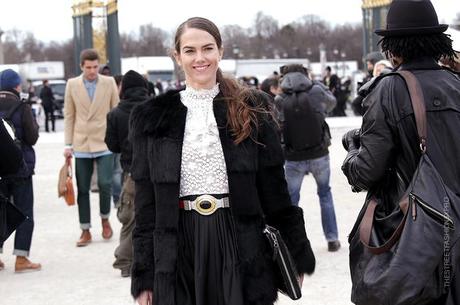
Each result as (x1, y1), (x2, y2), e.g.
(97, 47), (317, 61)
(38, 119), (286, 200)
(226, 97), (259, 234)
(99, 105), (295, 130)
(184, 49), (194, 53)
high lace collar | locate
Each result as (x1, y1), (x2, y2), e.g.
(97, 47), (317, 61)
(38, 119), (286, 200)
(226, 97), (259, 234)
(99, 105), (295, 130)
(182, 83), (220, 101)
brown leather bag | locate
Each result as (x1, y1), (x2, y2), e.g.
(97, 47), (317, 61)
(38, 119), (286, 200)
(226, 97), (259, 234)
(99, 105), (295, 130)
(58, 157), (75, 206)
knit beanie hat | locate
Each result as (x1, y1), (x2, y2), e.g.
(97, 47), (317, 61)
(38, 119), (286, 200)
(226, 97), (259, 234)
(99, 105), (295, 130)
(121, 70), (147, 93)
(0, 69), (22, 91)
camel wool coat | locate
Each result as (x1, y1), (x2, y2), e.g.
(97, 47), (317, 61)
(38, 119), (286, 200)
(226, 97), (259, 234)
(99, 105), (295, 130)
(64, 74), (119, 152)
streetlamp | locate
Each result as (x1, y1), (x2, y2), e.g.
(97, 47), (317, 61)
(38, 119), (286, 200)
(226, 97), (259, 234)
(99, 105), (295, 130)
(340, 51), (347, 77)
(333, 48), (339, 72)
(232, 44), (240, 78)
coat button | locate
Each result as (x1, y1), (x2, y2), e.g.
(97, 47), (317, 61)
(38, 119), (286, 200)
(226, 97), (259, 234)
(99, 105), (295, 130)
(433, 99), (441, 107)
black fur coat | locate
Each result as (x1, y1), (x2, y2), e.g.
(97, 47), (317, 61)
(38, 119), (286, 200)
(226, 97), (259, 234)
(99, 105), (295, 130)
(129, 89), (315, 305)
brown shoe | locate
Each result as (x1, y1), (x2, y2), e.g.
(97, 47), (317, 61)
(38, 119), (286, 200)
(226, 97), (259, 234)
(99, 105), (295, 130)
(15, 256), (41, 273)
(0, 259), (4, 271)
(76, 229), (92, 247)
(102, 219), (113, 240)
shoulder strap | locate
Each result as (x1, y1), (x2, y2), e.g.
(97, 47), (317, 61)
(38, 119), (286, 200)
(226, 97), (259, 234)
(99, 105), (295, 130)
(5, 102), (25, 121)
(395, 70), (427, 152)
(366, 71), (427, 152)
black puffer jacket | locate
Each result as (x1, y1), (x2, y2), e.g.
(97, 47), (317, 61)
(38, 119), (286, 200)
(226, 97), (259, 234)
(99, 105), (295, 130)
(105, 87), (149, 172)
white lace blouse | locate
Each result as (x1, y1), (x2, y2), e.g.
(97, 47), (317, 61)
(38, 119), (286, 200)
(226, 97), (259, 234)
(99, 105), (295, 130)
(179, 83), (229, 197)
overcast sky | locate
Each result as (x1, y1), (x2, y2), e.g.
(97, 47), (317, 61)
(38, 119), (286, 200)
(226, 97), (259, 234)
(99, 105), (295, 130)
(0, 0), (457, 43)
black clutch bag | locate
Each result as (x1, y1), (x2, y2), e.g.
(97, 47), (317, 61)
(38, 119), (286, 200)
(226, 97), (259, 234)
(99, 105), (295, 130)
(0, 194), (27, 243)
(263, 225), (302, 300)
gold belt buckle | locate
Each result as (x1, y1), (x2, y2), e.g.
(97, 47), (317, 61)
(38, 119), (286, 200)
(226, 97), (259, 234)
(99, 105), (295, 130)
(195, 195), (217, 215)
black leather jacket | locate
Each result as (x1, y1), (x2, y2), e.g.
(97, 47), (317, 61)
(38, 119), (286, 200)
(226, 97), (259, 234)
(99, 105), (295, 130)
(343, 57), (460, 197)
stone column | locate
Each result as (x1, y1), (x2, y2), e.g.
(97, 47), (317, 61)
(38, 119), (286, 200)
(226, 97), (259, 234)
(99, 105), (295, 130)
(0, 29), (4, 65)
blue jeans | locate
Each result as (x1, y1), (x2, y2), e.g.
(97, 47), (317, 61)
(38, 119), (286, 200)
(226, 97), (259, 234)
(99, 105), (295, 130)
(284, 155), (338, 241)
(0, 177), (35, 256)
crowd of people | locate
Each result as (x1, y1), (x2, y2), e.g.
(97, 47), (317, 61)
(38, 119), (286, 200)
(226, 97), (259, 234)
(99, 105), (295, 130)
(0, 1), (460, 305)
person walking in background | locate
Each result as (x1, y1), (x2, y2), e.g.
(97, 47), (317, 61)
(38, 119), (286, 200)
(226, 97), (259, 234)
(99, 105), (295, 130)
(323, 66), (344, 116)
(100, 65), (111, 76)
(351, 59), (393, 116)
(275, 64), (341, 252)
(0, 69), (41, 272)
(363, 52), (385, 83)
(260, 76), (281, 98)
(64, 49), (119, 247)
(130, 17), (315, 305)
(105, 70), (149, 278)
(39, 80), (55, 132)
(342, 1), (459, 303)
(110, 74), (124, 207)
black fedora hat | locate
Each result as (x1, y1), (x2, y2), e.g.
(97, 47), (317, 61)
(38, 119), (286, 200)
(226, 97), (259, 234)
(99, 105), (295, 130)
(375, 0), (448, 37)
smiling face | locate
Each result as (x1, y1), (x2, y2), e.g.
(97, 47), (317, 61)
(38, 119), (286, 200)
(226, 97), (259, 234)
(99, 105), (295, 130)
(174, 27), (223, 90)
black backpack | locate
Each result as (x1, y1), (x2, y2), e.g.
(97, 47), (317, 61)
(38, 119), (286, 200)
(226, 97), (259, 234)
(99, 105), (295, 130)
(281, 86), (325, 151)
(1, 102), (24, 148)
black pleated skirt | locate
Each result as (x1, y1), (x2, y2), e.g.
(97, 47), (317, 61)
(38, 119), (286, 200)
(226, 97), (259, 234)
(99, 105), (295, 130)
(176, 208), (245, 305)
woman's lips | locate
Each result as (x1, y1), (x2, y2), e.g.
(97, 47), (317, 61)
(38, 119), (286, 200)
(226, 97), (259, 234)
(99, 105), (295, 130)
(193, 65), (210, 71)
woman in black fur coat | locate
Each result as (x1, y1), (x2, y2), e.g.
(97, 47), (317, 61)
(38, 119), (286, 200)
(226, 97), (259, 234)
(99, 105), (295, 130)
(130, 17), (315, 305)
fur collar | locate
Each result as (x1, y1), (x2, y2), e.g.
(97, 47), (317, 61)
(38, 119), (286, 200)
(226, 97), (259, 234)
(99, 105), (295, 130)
(130, 89), (230, 139)
(130, 89), (184, 138)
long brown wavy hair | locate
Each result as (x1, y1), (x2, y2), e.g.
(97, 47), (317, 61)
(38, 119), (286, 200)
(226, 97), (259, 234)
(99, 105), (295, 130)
(174, 17), (261, 144)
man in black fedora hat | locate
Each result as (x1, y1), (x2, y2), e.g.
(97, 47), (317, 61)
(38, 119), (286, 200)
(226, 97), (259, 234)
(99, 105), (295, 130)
(342, 1), (460, 304)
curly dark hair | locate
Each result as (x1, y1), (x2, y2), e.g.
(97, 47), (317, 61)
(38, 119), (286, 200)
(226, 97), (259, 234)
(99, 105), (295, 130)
(379, 33), (457, 63)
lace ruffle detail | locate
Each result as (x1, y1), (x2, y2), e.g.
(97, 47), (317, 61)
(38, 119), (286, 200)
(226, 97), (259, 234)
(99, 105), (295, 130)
(179, 83), (229, 197)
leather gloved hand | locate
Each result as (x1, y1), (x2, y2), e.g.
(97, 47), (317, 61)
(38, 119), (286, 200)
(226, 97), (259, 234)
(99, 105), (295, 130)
(342, 128), (361, 151)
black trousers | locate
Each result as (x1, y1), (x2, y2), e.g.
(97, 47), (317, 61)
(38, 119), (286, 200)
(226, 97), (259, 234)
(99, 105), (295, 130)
(44, 107), (55, 132)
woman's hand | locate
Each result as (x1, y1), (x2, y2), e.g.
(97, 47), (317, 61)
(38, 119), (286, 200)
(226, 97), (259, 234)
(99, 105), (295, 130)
(137, 290), (153, 305)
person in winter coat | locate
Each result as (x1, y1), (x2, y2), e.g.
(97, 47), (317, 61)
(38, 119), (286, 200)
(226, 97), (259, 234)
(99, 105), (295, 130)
(105, 70), (149, 277)
(0, 118), (23, 271)
(342, 1), (460, 304)
(0, 69), (41, 273)
(275, 64), (340, 252)
(130, 17), (315, 305)
(39, 80), (55, 132)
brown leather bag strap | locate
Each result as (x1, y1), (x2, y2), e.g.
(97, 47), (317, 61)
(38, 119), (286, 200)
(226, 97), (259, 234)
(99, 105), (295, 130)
(359, 197), (410, 254)
(397, 70), (427, 152)
(358, 71), (427, 255)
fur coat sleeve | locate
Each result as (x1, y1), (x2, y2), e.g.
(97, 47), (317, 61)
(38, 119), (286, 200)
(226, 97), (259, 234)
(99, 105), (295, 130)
(255, 93), (316, 275)
(129, 101), (156, 298)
